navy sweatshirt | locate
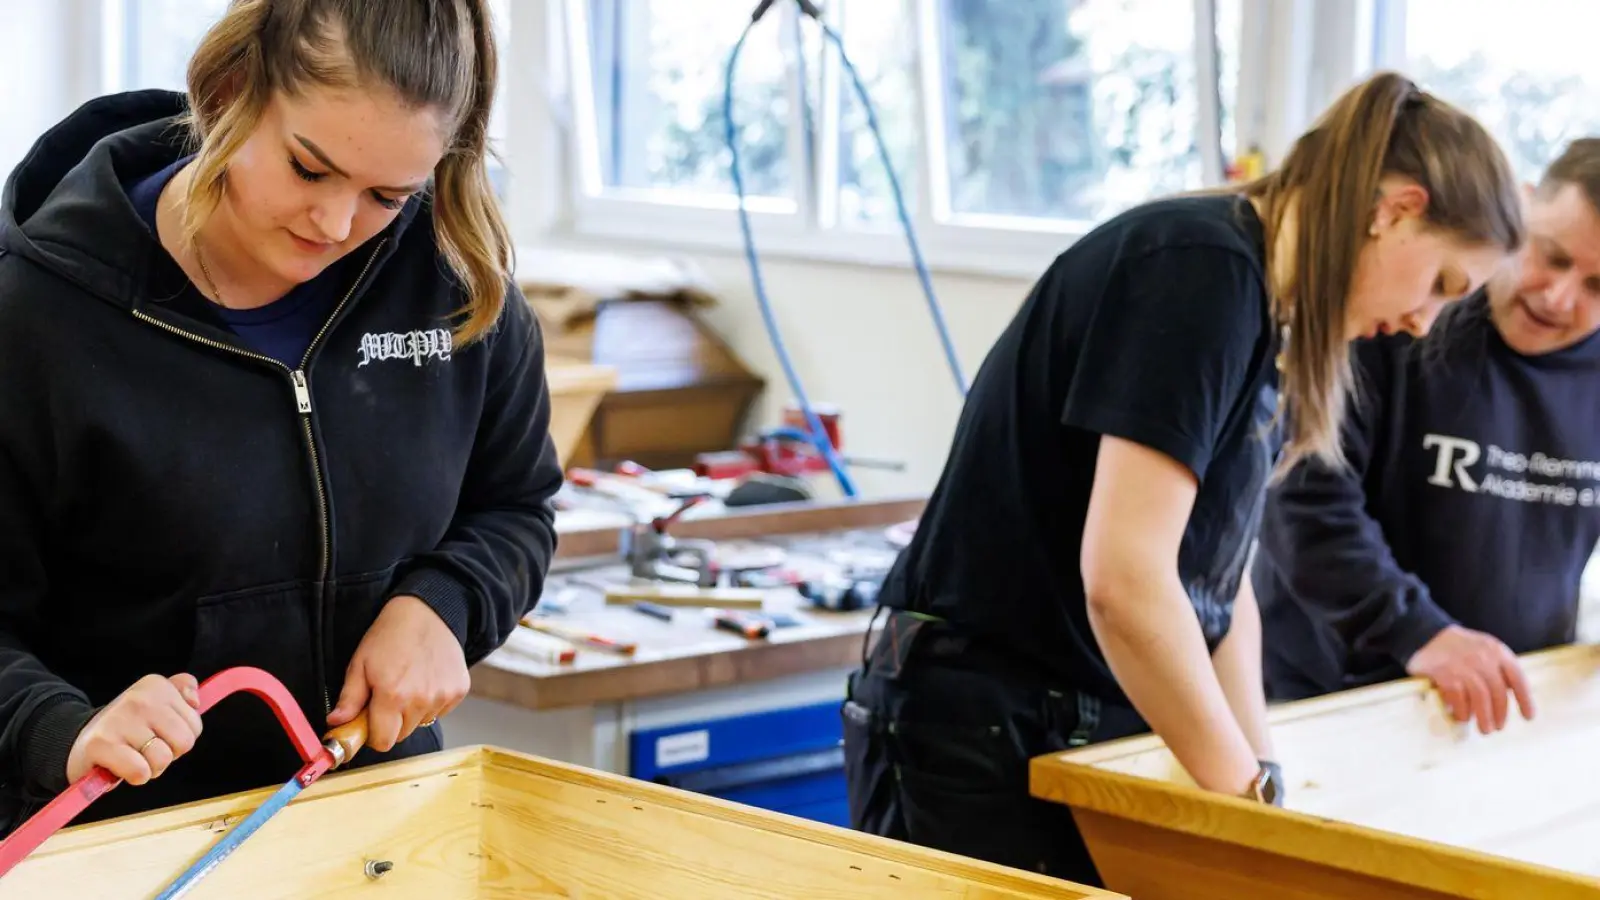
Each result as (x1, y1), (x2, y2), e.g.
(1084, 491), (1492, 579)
(0, 90), (563, 830)
(1252, 292), (1600, 700)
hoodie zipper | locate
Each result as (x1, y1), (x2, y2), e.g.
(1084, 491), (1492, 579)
(131, 239), (386, 717)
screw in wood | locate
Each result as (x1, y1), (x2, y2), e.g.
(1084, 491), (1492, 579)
(364, 859), (395, 880)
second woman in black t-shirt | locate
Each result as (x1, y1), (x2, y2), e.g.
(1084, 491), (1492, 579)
(842, 70), (1525, 887)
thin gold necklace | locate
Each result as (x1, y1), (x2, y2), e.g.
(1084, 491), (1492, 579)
(194, 244), (228, 308)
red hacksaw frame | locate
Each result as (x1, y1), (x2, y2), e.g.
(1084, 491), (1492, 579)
(0, 666), (333, 879)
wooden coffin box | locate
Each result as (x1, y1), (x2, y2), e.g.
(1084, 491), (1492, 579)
(2, 745), (1121, 899)
(566, 298), (765, 470)
(545, 359), (616, 467)
(1029, 644), (1600, 900)
(519, 247), (765, 471)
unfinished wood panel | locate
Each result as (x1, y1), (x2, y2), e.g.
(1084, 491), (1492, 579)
(0, 753), (482, 900)
(1059, 647), (1600, 869)
(1035, 759), (1600, 900)
(1075, 810), (1465, 900)
(479, 754), (1119, 899)
(2, 747), (1123, 898)
(1031, 644), (1600, 899)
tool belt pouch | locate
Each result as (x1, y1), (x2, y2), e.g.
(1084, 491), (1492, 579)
(865, 609), (937, 682)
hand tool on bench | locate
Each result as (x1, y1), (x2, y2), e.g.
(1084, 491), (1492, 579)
(0, 666), (368, 892)
(712, 608), (772, 639)
(522, 616), (638, 655)
(620, 495), (719, 586)
(631, 600), (677, 622)
(603, 582), (766, 609)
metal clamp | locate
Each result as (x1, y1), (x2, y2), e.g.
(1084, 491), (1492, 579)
(621, 495), (718, 587)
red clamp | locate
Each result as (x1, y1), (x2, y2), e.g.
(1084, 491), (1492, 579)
(0, 667), (324, 880)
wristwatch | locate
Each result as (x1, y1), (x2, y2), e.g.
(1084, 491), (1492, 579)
(1242, 759), (1285, 807)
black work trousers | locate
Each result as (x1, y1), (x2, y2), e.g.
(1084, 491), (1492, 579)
(840, 610), (1149, 887)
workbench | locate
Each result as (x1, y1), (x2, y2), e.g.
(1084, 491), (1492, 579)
(1030, 642), (1600, 899)
(1, 745), (1120, 898)
(447, 495), (921, 829)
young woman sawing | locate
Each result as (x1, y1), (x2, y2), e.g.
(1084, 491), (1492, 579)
(0, 0), (560, 832)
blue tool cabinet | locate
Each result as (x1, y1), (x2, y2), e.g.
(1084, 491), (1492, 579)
(628, 699), (849, 827)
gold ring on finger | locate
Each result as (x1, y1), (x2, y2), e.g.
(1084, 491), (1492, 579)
(138, 736), (159, 755)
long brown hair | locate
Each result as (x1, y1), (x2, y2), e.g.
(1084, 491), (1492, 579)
(1240, 71), (1523, 473)
(178, 0), (511, 345)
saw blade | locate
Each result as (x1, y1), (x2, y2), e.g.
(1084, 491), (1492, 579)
(152, 772), (306, 900)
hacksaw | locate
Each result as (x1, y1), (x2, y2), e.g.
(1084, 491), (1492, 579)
(0, 666), (369, 893)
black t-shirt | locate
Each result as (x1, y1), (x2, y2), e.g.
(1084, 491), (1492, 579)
(882, 193), (1283, 706)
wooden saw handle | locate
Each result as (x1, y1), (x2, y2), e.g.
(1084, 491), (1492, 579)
(322, 711), (369, 764)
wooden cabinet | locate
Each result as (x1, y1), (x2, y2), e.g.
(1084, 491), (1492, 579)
(517, 248), (766, 471)
(564, 298), (765, 470)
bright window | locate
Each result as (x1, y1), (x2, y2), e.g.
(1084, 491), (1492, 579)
(829, 0), (921, 229)
(934, 0), (1217, 225)
(582, 0), (801, 204)
(563, 0), (1242, 268)
(1377, 0), (1600, 180)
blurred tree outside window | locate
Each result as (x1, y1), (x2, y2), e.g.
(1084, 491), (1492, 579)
(1387, 0), (1600, 180)
(582, 0), (1239, 228)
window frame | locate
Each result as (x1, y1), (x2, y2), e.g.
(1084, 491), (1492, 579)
(82, 0), (1336, 277)
(554, 0), (1265, 280)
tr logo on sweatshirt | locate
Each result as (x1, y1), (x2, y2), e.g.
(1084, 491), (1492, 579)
(356, 328), (454, 368)
(1423, 432), (1600, 507)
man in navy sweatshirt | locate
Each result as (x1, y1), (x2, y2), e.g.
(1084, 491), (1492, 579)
(1252, 137), (1600, 734)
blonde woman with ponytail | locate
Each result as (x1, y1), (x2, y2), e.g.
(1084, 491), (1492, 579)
(843, 71), (1525, 886)
(0, 0), (560, 832)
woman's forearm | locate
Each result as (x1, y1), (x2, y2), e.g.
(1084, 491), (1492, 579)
(1212, 574), (1275, 761)
(1081, 435), (1263, 796)
(1087, 571), (1261, 794)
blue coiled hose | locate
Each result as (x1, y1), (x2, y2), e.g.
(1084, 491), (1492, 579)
(723, 0), (968, 497)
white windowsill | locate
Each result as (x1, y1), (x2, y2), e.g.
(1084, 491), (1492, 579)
(558, 197), (1081, 283)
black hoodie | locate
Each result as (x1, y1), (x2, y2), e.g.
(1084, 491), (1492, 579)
(1253, 292), (1600, 699)
(0, 91), (562, 830)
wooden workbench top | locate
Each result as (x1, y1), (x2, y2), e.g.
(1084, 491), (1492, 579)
(469, 495), (922, 711)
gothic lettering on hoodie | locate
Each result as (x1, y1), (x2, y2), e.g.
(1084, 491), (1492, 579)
(356, 328), (455, 368)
